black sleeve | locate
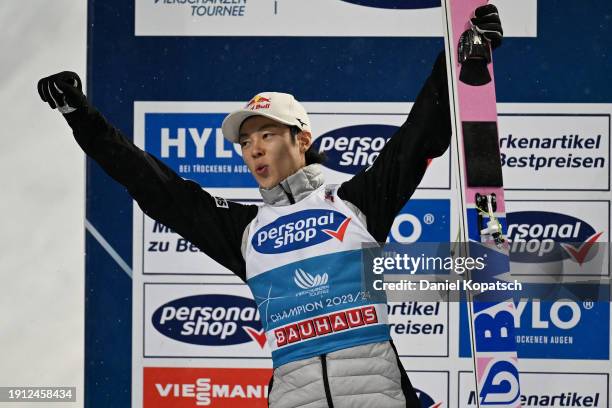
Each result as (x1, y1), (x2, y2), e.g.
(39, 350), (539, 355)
(337, 52), (451, 242)
(64, 106), (258, 281)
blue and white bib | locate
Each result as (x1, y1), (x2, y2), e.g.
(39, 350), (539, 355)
(245, 185), (390, 367)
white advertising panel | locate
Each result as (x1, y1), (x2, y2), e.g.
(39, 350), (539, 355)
(505, 200), (609, 277)
(407, 371), (449, 407)
(135, 0), (537, 38)
(498, 107), (611, 191)
(141, 199), (259, 275)
(458, 371), (609, 408)
(389, 301), (449, 357)
(307, 103), (451, 189)
(134, 102), (451, 191)
(143, 283), (271, 358)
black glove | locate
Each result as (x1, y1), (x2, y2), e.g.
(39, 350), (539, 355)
(471, 4), (503, 49)
(37, 71), (87, 114)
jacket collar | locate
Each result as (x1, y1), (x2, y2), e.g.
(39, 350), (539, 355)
(259, 164), (324, 206)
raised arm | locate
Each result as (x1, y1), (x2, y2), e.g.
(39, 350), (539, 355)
(37, 72), (258, 280)
(337, 5), (503, 242)
(337, 52), (451, 242)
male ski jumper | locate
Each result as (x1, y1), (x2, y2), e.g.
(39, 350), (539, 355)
(37, 9), (501, 405)
(39, 55), (448, 407)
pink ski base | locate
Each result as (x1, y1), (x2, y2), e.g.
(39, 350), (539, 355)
(450, 1), (498, 122)
(451, 1), (506, 203)
(445, 0), (522, 406)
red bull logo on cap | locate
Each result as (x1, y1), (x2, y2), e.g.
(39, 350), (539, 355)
(246, 95), (271, 111)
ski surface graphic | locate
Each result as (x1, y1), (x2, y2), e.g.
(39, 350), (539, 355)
(441, 1), (522, 407)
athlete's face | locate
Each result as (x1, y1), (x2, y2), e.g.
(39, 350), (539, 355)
(238, 116), (312, 189)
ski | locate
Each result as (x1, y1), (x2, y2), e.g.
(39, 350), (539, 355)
(441, 1), (522, 407)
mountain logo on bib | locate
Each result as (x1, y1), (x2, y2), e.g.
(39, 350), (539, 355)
(253, 210), (352, 254)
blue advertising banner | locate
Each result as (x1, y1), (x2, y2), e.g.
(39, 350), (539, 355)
(144, 113), (255, 187)
(459, 296), (610, 360)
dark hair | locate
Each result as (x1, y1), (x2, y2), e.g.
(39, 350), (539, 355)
(289, 126), (327, 165)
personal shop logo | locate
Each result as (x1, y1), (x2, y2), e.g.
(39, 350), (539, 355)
(313, 124), (397, 174)
(152, 294), (266, 348)
(507, 211), (603, 264)
(253, 210), (352, 254)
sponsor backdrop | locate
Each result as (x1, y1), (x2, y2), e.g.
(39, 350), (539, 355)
(85, 1), (612, 406)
